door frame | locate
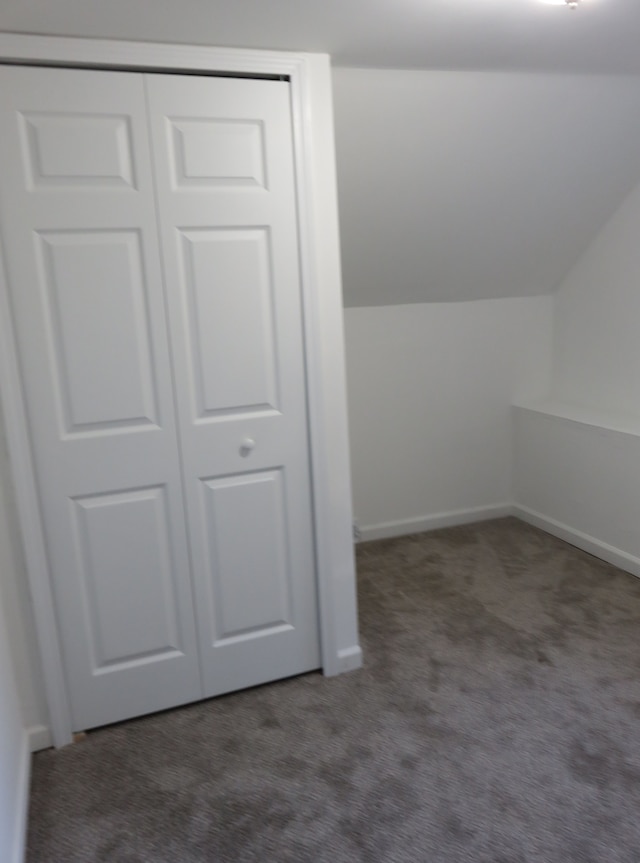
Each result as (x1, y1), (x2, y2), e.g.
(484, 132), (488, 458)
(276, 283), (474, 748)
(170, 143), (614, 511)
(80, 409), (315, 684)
(0, 33), (362, 747)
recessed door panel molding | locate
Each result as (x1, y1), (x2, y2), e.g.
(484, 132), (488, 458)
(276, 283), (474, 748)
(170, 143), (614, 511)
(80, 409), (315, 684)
(20, 111), (136, 189)
(201, 470), (293, 644)
(36, 229), (159, 435)
(178, 227), (279, 419)
(71, 486), (183, 671)
(169, 117), (267, 188)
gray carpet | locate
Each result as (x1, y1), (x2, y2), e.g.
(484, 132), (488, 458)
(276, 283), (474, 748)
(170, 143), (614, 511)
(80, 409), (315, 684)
(27, 517), (640, 862)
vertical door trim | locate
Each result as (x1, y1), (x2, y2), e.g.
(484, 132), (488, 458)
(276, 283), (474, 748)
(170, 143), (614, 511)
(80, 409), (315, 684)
(0, 34), (362, 748)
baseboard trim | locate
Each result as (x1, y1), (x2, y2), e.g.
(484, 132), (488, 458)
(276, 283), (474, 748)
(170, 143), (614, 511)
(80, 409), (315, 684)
(324, 645), (363, 677)
(27, 724), (52, 752)
(11, 729), (30, 863)
(359, 504), (512, 543)
(513, 505), (640, 580)
(336, 645), (363, 674)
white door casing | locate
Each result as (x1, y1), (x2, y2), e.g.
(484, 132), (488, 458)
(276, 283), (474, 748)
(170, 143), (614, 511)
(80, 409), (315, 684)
(0, 36), (361, 749)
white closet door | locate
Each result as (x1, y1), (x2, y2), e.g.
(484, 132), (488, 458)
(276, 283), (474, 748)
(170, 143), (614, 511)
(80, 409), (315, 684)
(145, 74), (321, 696)
(0, 66), (202, 730)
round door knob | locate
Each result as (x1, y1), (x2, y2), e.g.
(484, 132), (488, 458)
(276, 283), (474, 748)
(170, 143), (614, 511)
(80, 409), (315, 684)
(240, 437), (256, 457)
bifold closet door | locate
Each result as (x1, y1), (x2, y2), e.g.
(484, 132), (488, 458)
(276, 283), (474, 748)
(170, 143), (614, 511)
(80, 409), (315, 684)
(0, 66), (202, 730)
(145, 74), (321, 696)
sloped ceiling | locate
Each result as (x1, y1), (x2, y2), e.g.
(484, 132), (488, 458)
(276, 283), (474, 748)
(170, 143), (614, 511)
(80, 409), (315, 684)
(1, 0), (640, 75)
(2, 1), (640, 305)
(334, 69), (640, 306)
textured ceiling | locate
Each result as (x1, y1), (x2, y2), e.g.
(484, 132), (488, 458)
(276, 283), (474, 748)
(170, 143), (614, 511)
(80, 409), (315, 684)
(1, 0), (640, 75)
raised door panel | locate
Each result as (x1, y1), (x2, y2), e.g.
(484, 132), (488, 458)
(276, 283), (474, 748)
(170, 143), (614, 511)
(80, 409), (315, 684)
(201, 471), (292, 642)
(22, 112), (136, 188)
(146, 73), (320, 696)
(0, 65), (202, 731)
(170, 118), (266, 188)
(36, 230), (158, 433)
(71, 487), (183, 669)
(179, 227), (278, 417)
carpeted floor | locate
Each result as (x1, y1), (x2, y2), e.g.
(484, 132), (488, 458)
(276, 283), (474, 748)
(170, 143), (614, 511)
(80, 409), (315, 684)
(27, 517), (640, 862)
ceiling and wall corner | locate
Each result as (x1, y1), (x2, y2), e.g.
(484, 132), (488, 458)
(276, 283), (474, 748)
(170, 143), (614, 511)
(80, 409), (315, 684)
(1, 0), (640, 76)
(2, 1), (640, 311)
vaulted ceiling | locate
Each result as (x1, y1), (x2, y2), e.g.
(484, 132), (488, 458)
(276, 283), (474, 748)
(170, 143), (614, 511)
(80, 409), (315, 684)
(1, 0), (639, 75)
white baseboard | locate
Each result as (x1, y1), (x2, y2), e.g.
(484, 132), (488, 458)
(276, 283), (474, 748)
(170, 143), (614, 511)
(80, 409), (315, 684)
(359, 502), (640, 581)
(359, 503), (513, 543)
(11, 729), (31, 863)
(324, 645), (363, 677)
(513, 505), (640, 580)
(336, 645), (363, 673)
(27, 724), (52, 752)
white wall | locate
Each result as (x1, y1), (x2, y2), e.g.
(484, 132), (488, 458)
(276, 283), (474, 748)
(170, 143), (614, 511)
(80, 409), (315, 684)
(0, 402), (49, 750)
(332, 68), (640, 308)
(513, 177), (640, 574)
(552, 179), (640, 416)
(0, 558), (29, 863)
(345, 296), (553, 538)
(513, 406), (640, 576)
(335, 66), (640, 564)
